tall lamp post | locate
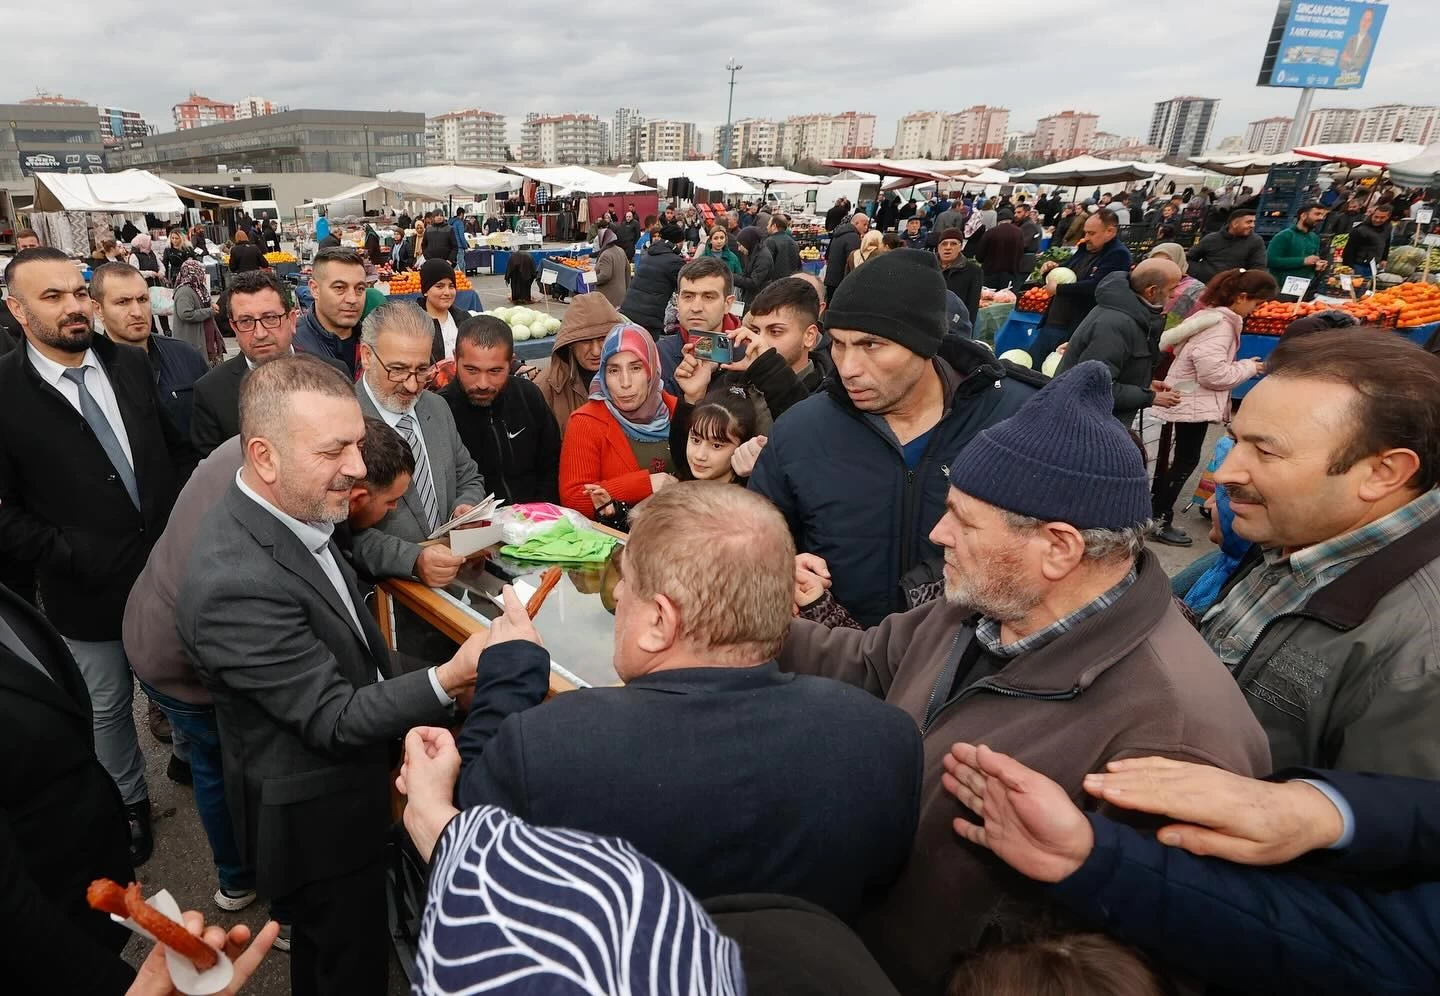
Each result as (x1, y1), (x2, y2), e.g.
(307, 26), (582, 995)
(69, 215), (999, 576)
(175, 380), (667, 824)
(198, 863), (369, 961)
(722, 58), (743, 168)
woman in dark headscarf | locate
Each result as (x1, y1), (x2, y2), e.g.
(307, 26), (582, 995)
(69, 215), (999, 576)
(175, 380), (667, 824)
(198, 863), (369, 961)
(734, 225), (765, 305)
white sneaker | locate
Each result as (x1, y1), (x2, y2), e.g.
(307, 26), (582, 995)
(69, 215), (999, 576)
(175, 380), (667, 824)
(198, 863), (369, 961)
(213, 887), (257, 912)
(271, 924), (291, 952)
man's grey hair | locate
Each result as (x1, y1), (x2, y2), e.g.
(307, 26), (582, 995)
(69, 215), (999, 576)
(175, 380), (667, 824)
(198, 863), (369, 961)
(239, 353), (356, 445)
(999, 510), (1155, 563)
(361, 301), (435, 349)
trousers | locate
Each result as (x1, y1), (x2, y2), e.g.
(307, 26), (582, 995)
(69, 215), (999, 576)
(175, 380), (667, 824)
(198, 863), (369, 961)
(279, 861), (390, 996)
(62, 638), (147, 806)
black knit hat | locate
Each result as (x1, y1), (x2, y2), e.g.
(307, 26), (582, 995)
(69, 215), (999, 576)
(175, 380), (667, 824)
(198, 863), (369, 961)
(420, 257), (456, 295)
(948, 361), (1152, 530)
(823, 248), (945, 358)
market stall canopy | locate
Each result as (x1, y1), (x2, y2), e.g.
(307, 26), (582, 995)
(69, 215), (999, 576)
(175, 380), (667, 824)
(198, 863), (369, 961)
(1014, 156), (1158, 185)
(1187, 152), (1316, 176)
(503, 165), (650, 195)
(821, 158), (994, 184)
(630, 160), (757, 195)
(724, 166), (831, 185)
(307, 180), (383, 206)
(33, 169), (185, 214)
(162, 181), (240, 206)
(1388, 143), (1440, 187)
(1292, 142), (1427, 168)
(374, 164), (521, 199)
(1130, 163), (1213, 183)
(942, 167), (1014, 185)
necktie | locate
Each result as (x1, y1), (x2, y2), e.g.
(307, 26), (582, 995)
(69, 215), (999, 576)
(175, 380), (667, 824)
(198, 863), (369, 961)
(62, 367), (140, 509)
(395, 413), (439, 531)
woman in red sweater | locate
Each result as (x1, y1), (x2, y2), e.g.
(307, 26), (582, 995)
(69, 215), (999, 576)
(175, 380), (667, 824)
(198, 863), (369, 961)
(559, 322), (679, 523)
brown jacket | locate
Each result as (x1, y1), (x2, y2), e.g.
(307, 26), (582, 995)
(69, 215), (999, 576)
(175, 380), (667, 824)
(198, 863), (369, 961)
(778, 551), (1270, 995)
(539, 293), (622, 435)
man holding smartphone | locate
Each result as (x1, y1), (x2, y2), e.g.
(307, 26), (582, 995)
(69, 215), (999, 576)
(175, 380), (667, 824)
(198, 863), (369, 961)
(657, 256), (743, 394)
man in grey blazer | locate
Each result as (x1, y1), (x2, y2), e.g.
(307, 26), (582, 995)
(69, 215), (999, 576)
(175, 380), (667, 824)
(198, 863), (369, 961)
(176, 355), (483, 996)
(352, 302), (486, 588)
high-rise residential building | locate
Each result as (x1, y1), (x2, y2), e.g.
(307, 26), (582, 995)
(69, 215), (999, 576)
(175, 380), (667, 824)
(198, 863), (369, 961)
(612, 107), (643, 162)
(234, 96), (277, 121)
(173, 93), (236, 131)
(1034, 111), (1099, 158)
(425, 108), (508, 163)
(1090, 132), (1142, 152)
(713, 118), (779, 166)
(639, 120), (699, 161)
(1003, 132), (1035, 156)
(942, 106), (1010, 158)
(777, 111), (876, 162)
(97, 107), (150, 148)
(893, 112), (948, 160)
(519, 112), (606, 164)
(1300, 107), (1361, 145)
(1244, 116), (1293, 154)
(1353, 104), (1440, 144)
(1148, 96), (1219, 159)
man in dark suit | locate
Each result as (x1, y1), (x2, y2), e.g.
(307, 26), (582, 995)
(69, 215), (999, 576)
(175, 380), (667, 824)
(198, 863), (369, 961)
(452, 482), (922, 920)
(0, 248), (196, 866)
(0, 581), (135, 994)
(176, 354), (484, 996)
(353, 302), (486, 588)
(190, 270), (349, 456)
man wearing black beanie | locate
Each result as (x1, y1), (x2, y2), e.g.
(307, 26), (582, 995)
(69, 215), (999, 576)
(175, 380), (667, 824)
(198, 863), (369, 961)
(749, 249), (1044, 626)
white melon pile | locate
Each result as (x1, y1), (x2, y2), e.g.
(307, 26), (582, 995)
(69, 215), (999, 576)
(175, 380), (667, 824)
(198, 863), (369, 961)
(490, 307), (562, 342)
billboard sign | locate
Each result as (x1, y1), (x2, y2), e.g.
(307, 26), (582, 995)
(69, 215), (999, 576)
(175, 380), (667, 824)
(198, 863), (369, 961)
(1258, 1), (1388, 89)
(17, 151), (106, 176)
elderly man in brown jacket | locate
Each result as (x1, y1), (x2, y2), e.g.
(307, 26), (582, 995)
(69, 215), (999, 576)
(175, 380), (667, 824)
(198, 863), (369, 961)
(784, 360), (1270, 996)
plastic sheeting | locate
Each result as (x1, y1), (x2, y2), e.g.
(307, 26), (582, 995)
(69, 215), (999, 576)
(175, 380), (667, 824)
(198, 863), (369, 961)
(373, 165), (522, 199)
(503, 166), (650, 195)
(33, 169), (186, 213)
(1388, 144), (1440, 187)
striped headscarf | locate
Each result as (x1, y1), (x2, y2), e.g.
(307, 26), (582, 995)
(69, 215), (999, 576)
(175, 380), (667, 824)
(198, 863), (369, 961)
(416, 806), (746, 995)
(588, 322), (670, 442)
(175, 259), (210, 304)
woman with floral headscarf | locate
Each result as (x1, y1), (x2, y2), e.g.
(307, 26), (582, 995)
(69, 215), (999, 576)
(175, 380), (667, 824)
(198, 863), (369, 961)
(171, 259), (224, 364)
(558, 322), (678, 524)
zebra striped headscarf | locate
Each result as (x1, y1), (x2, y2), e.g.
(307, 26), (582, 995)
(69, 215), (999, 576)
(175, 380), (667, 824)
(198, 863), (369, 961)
(415, 806), (746, 995)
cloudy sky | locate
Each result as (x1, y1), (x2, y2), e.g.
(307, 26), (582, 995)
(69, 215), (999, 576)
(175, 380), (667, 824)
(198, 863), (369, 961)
(6, 0), (1429, 150)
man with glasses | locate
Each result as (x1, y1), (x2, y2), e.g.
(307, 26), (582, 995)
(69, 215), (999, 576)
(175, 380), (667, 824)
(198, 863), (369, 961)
(294, 248), (369, 378)
(352, 302), (484, 588)
(191, 271), (349, 456)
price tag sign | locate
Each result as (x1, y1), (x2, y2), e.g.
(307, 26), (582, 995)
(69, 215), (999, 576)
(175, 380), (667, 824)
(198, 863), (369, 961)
(1417, 208), (1434, 226)
(1281, 275), (1311, 297)
(539, 269), (558, 285)
(582, 270), (597, 285)
(1424, 234), (1440, 248)
(1339, 273), (1354, 292)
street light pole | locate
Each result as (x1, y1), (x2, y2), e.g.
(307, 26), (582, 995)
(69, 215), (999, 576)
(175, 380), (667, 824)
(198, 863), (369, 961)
(722, 58), (743, 168)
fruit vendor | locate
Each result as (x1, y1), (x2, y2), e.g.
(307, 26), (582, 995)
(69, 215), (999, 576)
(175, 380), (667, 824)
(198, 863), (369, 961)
(1266, 201), (1330, 295)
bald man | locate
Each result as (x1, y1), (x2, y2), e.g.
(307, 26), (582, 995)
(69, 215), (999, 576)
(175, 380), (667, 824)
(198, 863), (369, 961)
(1054, 257), (1182, 425)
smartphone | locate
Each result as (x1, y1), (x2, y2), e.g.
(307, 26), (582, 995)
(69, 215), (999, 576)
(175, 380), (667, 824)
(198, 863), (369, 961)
(691, 330), (735, 363)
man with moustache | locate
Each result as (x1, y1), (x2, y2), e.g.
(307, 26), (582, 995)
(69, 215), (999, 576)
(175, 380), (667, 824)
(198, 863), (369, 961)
(0, 247), (195, 867)
(441, 316), (560, 504)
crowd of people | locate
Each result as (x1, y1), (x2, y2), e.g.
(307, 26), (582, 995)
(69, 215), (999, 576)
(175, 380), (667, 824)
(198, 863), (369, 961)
(1, 162), (1439, 996)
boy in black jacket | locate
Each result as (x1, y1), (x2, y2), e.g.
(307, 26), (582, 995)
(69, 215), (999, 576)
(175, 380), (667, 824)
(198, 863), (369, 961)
(441, 316), (561, 504)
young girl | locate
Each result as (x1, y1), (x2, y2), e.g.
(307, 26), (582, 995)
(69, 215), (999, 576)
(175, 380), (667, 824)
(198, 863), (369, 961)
(1150, 267), (1277, 546)
(670, 389), (759, 485)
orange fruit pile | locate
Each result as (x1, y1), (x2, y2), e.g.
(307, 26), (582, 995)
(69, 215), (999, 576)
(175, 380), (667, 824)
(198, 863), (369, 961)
(1367, 282), (1440, 329)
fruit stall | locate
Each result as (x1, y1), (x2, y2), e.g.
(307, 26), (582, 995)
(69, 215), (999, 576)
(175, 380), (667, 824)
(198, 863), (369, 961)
(538, 255), (596, 297)
(791, 220), (830, 276)
(380, 268), (482, 313)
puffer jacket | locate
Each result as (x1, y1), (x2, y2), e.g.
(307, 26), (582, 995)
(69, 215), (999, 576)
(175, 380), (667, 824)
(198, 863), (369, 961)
(825, 223), (860, 289)
(619, 239), (684, 336)
(1054, 270), (1164, 425)
(749, 337), (1041, 626)
(1154, 307), (1261, 424)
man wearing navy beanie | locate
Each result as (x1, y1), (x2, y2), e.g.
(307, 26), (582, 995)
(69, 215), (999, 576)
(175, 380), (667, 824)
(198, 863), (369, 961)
(750, 249), (1041, 626)
(778, 360), (1270, 993)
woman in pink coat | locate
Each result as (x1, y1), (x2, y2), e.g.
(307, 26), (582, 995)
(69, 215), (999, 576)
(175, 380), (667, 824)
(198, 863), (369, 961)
(1151, 268), (1278, 546)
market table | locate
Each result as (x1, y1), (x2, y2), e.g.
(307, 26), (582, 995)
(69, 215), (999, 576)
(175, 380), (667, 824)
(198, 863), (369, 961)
(1231, 322), (1439, 400)
(993, 308), (1045, 356)
(480, 245), (595, 276)
(384, 289), (483, 313)
(801, 259), (824, 277)
(539, 262), (592, 296)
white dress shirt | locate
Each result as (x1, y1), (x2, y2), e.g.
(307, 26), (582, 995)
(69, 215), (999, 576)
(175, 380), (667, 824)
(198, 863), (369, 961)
(234, 470), (451, 705)
(27, 343), (135, 468)
(361, 375), (437, 484)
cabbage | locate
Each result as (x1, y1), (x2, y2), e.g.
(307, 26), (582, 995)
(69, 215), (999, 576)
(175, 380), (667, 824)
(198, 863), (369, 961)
(1045, 267), (1078, 290)
(492, 307), (511, 321)
(511, 324), (532, 341)
(999, 348), (1033, 368)
(545, 316), (561, 333)
(1041, 351), (1063, 377)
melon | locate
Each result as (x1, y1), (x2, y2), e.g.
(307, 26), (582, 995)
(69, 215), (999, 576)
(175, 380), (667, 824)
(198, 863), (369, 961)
(1045, 267), (1077, 291)
(1041, 351), (1063, 377)
(999, 348), (1033, 368)
(511, 324), (532, 341)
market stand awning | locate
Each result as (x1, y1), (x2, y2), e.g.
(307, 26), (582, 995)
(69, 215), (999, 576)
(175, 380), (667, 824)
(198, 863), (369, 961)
(33, 169), (185, 213)
(162, 180), (239, 206)
(630, 161), (756, 195)
(307, 180), (383, 206)
(1187, 152), (1317, 177)
(1292, 143), (1427, 168)
(374, 165), (521, 199)
(1389, 143), (1440, 187)
(503, 166), (651, 195)
(725, 166), (831, 185)
(1014, 156), (1157, 185)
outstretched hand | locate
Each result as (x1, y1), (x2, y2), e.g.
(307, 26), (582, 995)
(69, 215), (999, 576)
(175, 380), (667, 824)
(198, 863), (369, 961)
(941, 743), (1094, 883)
(127, 915), (279, 995)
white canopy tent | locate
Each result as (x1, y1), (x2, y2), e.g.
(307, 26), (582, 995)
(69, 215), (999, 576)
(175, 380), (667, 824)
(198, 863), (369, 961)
(1292, 142), (1427, 168)
(630, 160), (757, 196)
(1188, 152), (1318, 178)
(307, 180), (383, 207)
(33, 169), (187, 214)
(503, 165), (651, 195)
(724, 166), (831, 185)
(373, 164), (521, 200)
(1015, 156), (1158, 186)
(1388, 144), (1440, 187)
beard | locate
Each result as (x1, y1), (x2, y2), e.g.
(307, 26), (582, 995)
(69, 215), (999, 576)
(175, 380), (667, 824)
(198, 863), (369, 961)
(32, 312), (94, 353)
(943, 544), (1043, 623)
(275, 472), (357, 524)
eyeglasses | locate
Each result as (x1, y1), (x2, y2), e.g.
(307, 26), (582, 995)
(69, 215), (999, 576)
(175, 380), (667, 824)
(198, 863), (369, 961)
(231, 313), (287, 333)
(368, 343), (434, 385)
